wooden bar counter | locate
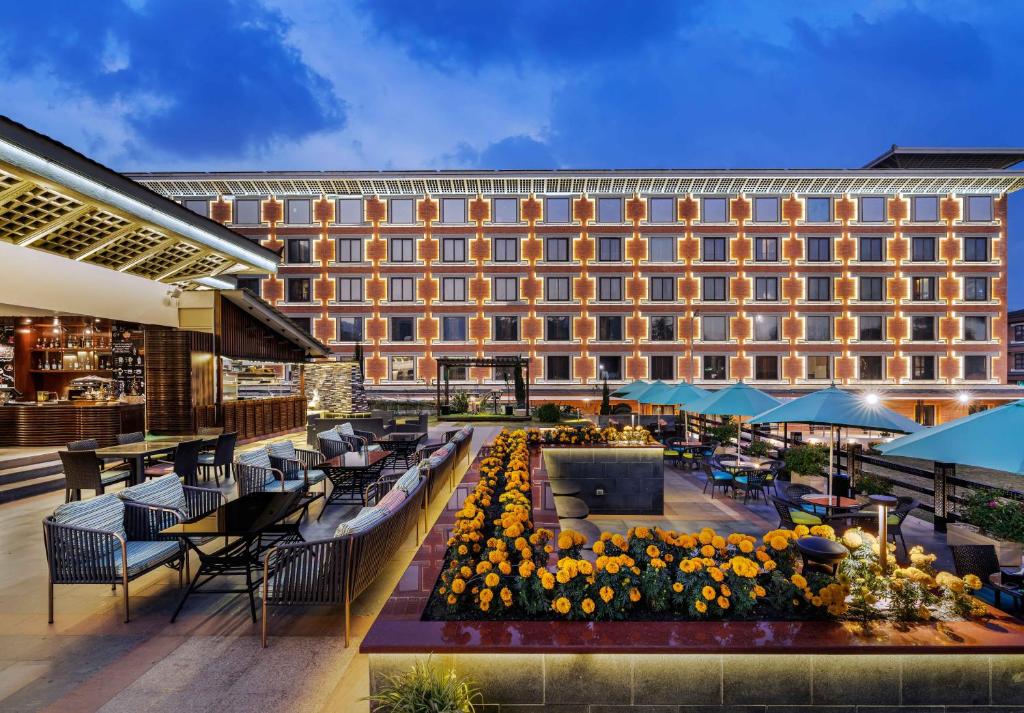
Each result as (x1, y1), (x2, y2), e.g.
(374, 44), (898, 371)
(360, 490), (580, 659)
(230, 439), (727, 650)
(0, 402), (145, 447)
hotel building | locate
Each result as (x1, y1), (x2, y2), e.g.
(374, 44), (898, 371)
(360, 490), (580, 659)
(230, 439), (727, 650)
(130, 147), (1024, 423)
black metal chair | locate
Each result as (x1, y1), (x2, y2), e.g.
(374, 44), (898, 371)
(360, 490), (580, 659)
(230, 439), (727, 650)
(701, 461), (733, 499)
(144, 439), (204, 486)
(886, 496), (919, 555)
(68, 438), (122, 471)
(733, 469), (770, 504)
(59, 450), (132, 502)
(951, 544), (1022, 611)
(770, 496), (825, 529)
(116, 432), (145, 445)
(198, 432), (237, 484)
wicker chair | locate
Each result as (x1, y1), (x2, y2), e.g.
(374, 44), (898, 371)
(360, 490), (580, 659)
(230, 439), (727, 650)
(144, 439), (203, 486)
(268, 441), (328, 501)
(770, 496), (825, 529)
(119, 474), (224, 549)
(59, 450), (132, 502)
(951, 544), (1022, 610)
(701, 461), (733, 498)
(197, 432), (237, 484)
(733, 469), (770, 504)
(116, 432), (145, 445)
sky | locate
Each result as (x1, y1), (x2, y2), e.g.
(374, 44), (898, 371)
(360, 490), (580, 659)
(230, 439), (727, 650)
(2, 0), (1022, 303)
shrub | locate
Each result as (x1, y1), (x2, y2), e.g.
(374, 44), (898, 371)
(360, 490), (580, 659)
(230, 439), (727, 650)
(708, 417), (738, 446)
(854, 471), (893, 496)
(365, 657), (482, 712)
(450, 391), (471, 414)
(783, 444), (829, 477)
(535, 403), (562, 423)
(963, 489), (1024, 543)
(746, 440), (772, 458)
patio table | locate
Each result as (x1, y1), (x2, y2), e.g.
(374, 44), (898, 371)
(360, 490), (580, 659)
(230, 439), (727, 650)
(317, 449), (392, 515)
(373, 431), (425, 469)
(95, 435), (216, 485)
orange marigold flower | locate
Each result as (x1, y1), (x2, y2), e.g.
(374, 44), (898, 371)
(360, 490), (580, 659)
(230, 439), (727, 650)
(599, 586), (615, 603)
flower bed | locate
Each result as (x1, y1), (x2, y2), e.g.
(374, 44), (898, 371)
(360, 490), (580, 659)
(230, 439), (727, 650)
(524, 423), (657, 447)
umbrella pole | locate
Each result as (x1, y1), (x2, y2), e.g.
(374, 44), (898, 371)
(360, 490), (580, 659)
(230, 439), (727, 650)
(737, 416), (743, 458)
(827, 424), (834, 497)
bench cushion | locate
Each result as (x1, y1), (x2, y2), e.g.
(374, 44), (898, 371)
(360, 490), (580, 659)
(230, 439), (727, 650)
(789, 509), (823, 526)
(376, 486), (406, 512)
(319, 429), (344, 442)
(114, 540), (180, 577)
(395, 464), (421, 493)
(334, 506), (390, 537)
(425, 443), (456, 470)
(268, 441), (297, 461)
(54, 494), (126, 542)
(120, 475), (188, 516)
(336, 423), (355, 436)
(237, 449), (273, 470)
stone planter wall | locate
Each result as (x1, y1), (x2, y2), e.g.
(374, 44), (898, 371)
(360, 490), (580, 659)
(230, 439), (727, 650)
(947, 522), (1024, 567)
(543, 446), (664, 515)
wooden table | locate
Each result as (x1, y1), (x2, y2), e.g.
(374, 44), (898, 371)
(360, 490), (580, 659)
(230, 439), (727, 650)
(317, 449), (392, 515)
(94, 435), (216, 485)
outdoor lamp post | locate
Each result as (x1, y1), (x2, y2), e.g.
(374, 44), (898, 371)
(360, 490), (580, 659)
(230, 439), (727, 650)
(870, 494), (898, 571)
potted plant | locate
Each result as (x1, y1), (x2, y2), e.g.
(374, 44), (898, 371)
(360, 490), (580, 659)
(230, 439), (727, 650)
(366, 658), (482, 712)
(852, 470), (893, 500)
(783, 443), (829, 480)
(947, 489), (1024, 566)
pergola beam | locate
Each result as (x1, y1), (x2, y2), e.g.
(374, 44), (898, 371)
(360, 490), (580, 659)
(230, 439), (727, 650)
(16, 204), (93, 246)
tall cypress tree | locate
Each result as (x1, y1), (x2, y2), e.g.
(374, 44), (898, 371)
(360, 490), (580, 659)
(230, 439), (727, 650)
(600, 377), (611, 415)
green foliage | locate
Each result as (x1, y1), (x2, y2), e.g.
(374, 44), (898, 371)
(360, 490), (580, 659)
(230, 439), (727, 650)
(746, 439), (772, 458)
(599, 378), (611, 415)
(964, 489), (1024, 543)
(708, 416), (737, 445)
(450, 391), (471, 414)
(365, 658), (482, 713)
(783, 444), (829, 476)
(514, 364), (527, 407)
(854, 471), (893, 496)
(535, 402), (562, 423)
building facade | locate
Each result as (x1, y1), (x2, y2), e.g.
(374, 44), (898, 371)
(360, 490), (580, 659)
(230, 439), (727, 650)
(1007, 308), (1024, 385)
(130, 148), (1024, 420)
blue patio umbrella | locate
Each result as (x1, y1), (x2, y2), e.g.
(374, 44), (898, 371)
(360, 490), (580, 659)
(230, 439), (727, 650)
(610, 380), (651, 399)
(641, 382), (711, 438)
(689, 382), (782, 456)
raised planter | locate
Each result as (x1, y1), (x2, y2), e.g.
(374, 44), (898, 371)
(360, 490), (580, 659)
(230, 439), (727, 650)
(947, 522), (1023, 567)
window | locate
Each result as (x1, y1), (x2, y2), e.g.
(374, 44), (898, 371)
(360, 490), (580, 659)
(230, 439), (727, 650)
(597, 197), (622, 223)
(702, 315), (728, 342)
(389, 237), (414, 262)
(755, 355), (778, 380)
(234, 199), (260, 225)
(805, 197), (832, 223)
(389, 277), (414, 302)
(753, 197), (780, 222)
(912, 276), (936, 301)
(236, 276), (261, 295)
(859, 196), (886, 223)
(184, 199), (209, 216)
(806, 276), (832, 302)
(390, 317), (415, 342)
(965, 196), (993, 222)
(911, 316), (935, 341)
(598, 356), (622, 380)
(805, 316), (831, 342)
(286, 278), (311, 303)
(755, 237), (779, 262)
(290, 317), (311, 335)
(546, 355), (571, 381)
(649, 276), (675, 301)
(911, 236), (936, 262)
(964, 276), (989, 301)
(493, 277), (518, 301)
(912, 196), (939, 222)
(442, 277), (466, 302)
(912, 355), (935, 380)
(492, 197), (518, 223)
(859, 276), (884, 301)
(598, 276), (622, 301)
(442, 237), (466, 262)
(647, 236), (676, 262)
(964, 316), (988, 341)
(545, 197), (570, 223)
(650, 355), (674, 380)
(493, 316), (519, 341)
(859, 236), (884, 262)
(493, 237), (519, 262)
(337, 238), (362, 263)
(338, 316), (363, 342)
(441, 198), (465, 224)
(445, 366), (468, 381)
(442, 316), (466, 341)
(702, 197), (728, 223)
(335, 198), (362, 224)
(391, 355), (414, 381)
(337, 277), (363, 302)
(598, 315), (623, 341)
(807, 355), (831, 380)
(650, 316), (675, 341)
(545, 276), (570, 301)
(545, 237), (570, 262)
(286, 238), (311, 264)
(860, 355), (884, 380)
(598, 236), (622, 261)
(702, 355), (727, 380)
(647, 197), (675, 223)
(702, 236), (727, 262)
(286, 199), (311, 224)
(753, 315), (779, 341)
(1015, 324), (1024, 342)
(964, 237), (989, 262)
(859, 316), (884, 341)
(806, 237), (832, 262)
(702, 276), (727, 301)
(1017, 353), (1024, 370)
(755, 276), (778, 301)
(389, 198), (414, 224)
(545, 315), (571, 341)
(964, 355), (988, 380)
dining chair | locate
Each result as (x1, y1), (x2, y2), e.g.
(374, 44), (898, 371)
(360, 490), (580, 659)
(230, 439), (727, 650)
(59, 449), (132, 502)
(700, 461), (733, 499)
(144, 439), (204, 486)
(951, 544), (1022, 611)
(197, 432), (238, 484)
(733, 469), (770, 504)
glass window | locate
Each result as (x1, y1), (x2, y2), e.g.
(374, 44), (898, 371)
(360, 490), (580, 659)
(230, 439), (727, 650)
(755, 237), (778, 262)
(598, 237), (622, 261)
(807, 276), (832, 301)
(493, 316), (519, 341)
(545, 237), (570, 262)
(859, 236), (884, 262)
(390, 317), (415, 342)
(338, 316), (363, 342)
(545, 276), (570, 301)
(1017, 353), (1024, 371)
(859, 276), (884, 301)
(807, 355), (831, 380)
(598, 315), (623, 341)
(702, 276), (727, 301)
(753, 315), (779, 341)
(286, 278), (311, 303)
(337, 238), (362, 263)
(289, 317), (311, 335)
(964, 315), (988, 341)
(966, 195), (993, 222)
(912, 196), (939, 222)
(493, 237), (519, 262)
(964, 355), (988, 380)
(389, 277), (414, 302)
(805, 316), (831, 342)
(647, 197), (675, 223)
(649, 276), (675, 301)
(650, 355), (674, 380)
(753, 197), (780, 223)
(805, 197), (832, 223)
(912, 236), (936, 262)
(702, 197), (728, 223)
(1015, 324), (1024, 342)
(442, 316), (466, 341)
(441, 198), (466, 224)
(964, 276), (988, 301)
(545, 197), (570, 223)
(598, 355), (622, 380)
(702, 237), (727, 262)
(702, 315), (728, 342)
(236, 276), (261, 295)
(806, 237), (831, 262)
(286, 199), (311, 224)
(336, 198), (362, 224)
(442, 277), (466, 302)
(389, 237), (414, 262)
(545, 315), (571, 341)
(755, 355), (778, 380)
(337, 277), (362, 302)
(911, 276), (936, 301)
(184, 199), (209, 216)
(597, 197), (622, 223)
(859, 196), (886, 223)
(442, 237), (466, 262)
(389, 198), (414, 224)
(233, 199), (260, 225)
(912, 355), (935, 380)
(755, 277), (778, 301)
(702, 355), (727, 380)
(911, 316), (935, 341)
(598, 276), (622, 301)
(286, 238), (311, 264)
(859, 316), (884, 341)
(650, 316), (674, 341)
(860, 355), (884, 380)
(493, 277), (518, 301)
(964, 237), (989, 262)
(647, 236), (675, 262)
(492, 198), (518, 223)
(391, 355), (414, 381)
(546, 355), (571, 381)
(445, 366), (468, 381)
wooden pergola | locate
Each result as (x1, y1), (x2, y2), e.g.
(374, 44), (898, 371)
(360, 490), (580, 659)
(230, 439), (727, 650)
(435, 355), (530, 415)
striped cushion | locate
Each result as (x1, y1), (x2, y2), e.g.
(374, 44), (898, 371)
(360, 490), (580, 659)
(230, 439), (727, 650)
(461, 425), (474, 439)
(53, 494), (126, 557)
(120, 475), (188, 516)
(395, 464), (421, 493)
(426, 443), (456, 469)
(318, 429), (343, 442)
(452, 429), (468, 444)
(268, 441), (297, 461)
(336, 423), (355, 436)
(114, 540), (180, 577)
(305, 469), (327, 485)
(334, 506), (390, 537)
(237, 449), (272, 470)
(376, 487), (406, 512)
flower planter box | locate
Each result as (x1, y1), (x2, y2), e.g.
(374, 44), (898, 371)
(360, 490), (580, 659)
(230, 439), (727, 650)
(947, 523), (1023, 567)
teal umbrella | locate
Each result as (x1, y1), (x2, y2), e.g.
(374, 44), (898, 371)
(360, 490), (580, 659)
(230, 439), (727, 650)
(750, 385), (923, 494)
(877, 399), (1024, 473)
(627, 380), (670, 404)
(610, 380), (651, 399)
(689, 382), (781, 456)
(642, 382), (711, 407)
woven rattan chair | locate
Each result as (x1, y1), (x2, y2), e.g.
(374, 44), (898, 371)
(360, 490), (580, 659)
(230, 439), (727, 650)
(734, 469), (770, 504)
(116, 432), (145, 445)
(951, 544), (1022, 610)
(144, 439), (204, 486)
(770, 495), (825, 529)
(59, 449), (132, 502)
(197, 432), (237, 484)
(701, 461), (733, 498)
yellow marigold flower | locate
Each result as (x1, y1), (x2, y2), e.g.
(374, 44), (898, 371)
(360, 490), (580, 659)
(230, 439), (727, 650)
(754, 585), (766, 597)
(556, 569), (571, 585)
(519, 561), (535, 578)
(581, 598), (596, 614)
(679, 559), (693, 573)
(698, 528), (714, 545)
(763, 559), (776, 572)
(791, 573), (807, 589)
(460, 566), (472, 579)
(811, 595), (823, 607)
(578, 560), (594, 576)
(650, 558), (666, 569)
(484, 572), (499, 588)
(499, 561), (512, 575)
(635, 526), (651, 539)
(709, 567), (724, 582)
(592, 540), (605, 555)
(612, 534), (628, 550)
(720, 584), (731, 597)
(711, 535), (726, 550)
(646, 544), (660, 558)
(476, 561), (492, 574)
(841, 530), (864, 550)
(794, 524), (809, 537)
(673, 582), (684, 593)
(963, 574), (982, 590)
(448, 594), (458, 605)
(679, 534), (697, 549)
(553, 597), (571, 615)
(480, 588), (494, 603)
(702, 585), (716, 601)
(541, 572), (555, 590)
(717, 595), (730, 609)
(599, 586), (615, 603)
(701, 544), (716, 558)
(769, 535), (789, 551)
(606, 561), (621, 575)
(452, 578), (466, 594)
(738, 540), (754, 554)
(695, 600), (707, 613)
(500, 587), (513, 605)
(628, 587), (641, 602)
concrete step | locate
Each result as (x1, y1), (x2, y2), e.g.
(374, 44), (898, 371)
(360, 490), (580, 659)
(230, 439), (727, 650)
(0, 453), (65, 503)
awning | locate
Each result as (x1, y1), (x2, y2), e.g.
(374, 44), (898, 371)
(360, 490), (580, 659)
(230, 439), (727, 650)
(218, 290), (328, 359)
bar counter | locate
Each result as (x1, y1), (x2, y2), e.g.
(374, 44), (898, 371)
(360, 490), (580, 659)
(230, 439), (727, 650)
(222, 395), (305, 441)
(0, 402), (144, 447)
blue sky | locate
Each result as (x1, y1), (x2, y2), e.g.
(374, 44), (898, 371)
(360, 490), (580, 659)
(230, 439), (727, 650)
(2, 0), (1022, 303)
